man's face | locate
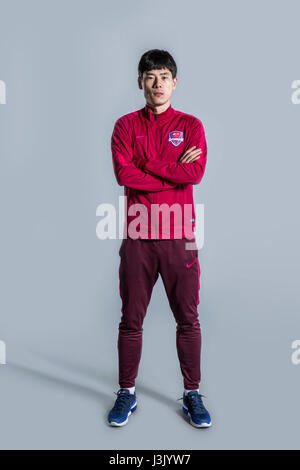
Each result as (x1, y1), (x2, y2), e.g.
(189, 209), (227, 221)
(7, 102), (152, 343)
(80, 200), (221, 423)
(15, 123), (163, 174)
(138, 68), (177, 107)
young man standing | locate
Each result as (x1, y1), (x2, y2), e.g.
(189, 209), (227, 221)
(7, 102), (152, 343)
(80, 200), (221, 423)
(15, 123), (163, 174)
(108, 49), (211, 428)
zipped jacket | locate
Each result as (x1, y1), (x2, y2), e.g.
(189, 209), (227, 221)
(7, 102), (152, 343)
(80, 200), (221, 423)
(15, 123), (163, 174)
(111, 103), (207, 240)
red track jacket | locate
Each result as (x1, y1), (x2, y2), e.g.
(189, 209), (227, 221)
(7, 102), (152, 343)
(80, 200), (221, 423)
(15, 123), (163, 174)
(111, 103), (207, 240)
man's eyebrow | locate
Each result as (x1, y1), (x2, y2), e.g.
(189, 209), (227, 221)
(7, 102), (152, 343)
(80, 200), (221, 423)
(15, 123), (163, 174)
(145, 72), (170, 76)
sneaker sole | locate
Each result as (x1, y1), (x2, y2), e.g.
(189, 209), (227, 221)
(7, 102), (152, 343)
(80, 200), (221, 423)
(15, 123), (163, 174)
(182, 405), (212, 428)
(108, 402), (137, 427)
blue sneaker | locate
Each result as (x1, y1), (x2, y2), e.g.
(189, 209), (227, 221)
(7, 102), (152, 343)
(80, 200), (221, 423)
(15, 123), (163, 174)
(178, 391), (212, 428)
(108, 389), (137, 426)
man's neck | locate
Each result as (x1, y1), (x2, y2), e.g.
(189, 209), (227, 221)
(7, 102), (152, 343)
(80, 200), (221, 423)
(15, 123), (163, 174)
(146, 101), (171, 115)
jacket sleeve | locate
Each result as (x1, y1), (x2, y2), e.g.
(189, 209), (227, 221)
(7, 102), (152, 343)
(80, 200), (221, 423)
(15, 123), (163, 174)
(141, 119), (207, 185)
(111, 117), (177, 192)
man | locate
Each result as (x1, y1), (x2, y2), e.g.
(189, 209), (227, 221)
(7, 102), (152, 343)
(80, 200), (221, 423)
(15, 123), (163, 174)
(108, 49), (211, 428)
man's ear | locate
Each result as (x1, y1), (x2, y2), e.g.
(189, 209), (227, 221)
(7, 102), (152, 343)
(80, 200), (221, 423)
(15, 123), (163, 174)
(137, 77), (143, 90)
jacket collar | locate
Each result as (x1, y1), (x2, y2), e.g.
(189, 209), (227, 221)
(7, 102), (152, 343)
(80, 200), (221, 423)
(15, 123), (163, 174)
(143, 103), (174, 122)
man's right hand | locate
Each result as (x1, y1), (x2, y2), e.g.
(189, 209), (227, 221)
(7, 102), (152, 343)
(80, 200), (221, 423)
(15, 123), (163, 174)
(179, 146), (202, 163)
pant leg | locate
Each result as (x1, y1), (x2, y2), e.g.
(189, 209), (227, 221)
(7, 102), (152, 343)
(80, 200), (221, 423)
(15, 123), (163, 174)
(158, 239), (201, 389)
(118, 238), (159, 388)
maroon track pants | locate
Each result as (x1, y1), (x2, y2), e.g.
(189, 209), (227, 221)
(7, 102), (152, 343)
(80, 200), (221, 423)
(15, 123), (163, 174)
(117, 238), (201, 390)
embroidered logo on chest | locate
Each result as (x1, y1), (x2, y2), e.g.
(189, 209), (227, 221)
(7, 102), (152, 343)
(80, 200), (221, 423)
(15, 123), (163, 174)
(168, 130), (184, 147)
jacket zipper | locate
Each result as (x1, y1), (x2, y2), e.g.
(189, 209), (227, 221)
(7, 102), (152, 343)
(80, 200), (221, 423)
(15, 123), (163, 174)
(154, 114), (158, 239)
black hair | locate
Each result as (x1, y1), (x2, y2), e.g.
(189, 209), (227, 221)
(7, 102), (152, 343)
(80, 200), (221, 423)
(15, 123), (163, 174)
(138, 49), (177, 79)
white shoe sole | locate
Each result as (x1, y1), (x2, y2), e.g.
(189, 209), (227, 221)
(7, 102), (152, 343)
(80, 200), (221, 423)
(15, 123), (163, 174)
(189, 415), (212, 428)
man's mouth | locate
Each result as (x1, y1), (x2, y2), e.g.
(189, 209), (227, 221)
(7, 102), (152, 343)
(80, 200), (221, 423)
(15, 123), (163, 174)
(153, 92), (163, 96)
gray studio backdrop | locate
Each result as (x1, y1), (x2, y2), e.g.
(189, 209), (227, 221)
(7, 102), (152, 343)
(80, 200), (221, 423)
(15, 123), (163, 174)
(0, 0), (299, 450)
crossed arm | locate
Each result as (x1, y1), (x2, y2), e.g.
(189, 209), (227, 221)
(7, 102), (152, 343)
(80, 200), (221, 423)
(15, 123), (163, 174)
(111, 117), (207, 191)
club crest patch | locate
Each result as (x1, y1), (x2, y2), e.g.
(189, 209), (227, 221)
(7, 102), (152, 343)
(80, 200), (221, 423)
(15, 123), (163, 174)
(168, 130), (184, 147)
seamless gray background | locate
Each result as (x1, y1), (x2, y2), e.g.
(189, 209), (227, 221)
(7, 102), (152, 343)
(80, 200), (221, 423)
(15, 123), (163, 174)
(0, 0), (300, 450)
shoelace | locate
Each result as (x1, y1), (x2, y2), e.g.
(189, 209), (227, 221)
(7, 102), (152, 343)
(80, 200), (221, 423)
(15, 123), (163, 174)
(113, 390), (133, 411)
(177, 393), (207, 413)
